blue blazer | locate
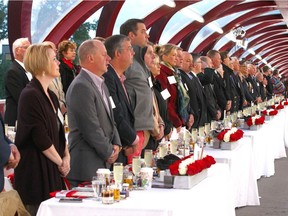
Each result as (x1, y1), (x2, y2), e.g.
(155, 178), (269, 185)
(104, 65), (137, 164)
(0, 115), (12, 191)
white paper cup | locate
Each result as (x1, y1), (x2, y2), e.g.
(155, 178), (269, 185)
(140, 167), (153, 189)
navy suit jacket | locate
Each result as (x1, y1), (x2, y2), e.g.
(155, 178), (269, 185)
(0, 115), (11, 191)
(180, 70), (207, 128)
(103, 65), (137, 164)
(4, 61), (29, 126)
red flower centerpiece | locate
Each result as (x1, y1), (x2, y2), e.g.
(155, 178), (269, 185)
(271, 104), (284, 110)
(169, 154), (216, 176)
(217, 127), (244, 142)
(246, 115), (265, 127)
(261, 109), (278, 116)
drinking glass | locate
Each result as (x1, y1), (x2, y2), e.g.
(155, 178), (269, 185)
(170, 139), (178, 154)
(144, 150), (153, 167)
(91, 176), (105, 201)
(132, 156), (141, 176)
(113, 162), (123, 184)
(210, 121), (217, 131)
(198, 126), (205, 137)
(158, 143), (168, 158)
(204, 123), (210, 135)
(191, 128), (198, 142)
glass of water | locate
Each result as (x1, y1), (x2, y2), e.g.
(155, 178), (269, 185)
(91, 176), (105, 201)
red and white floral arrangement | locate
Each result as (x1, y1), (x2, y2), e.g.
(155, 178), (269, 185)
(271, 104), (284, 110)
(217, 127), (244, 142)
(169, 154), (216, 176)
(261, 109), (278, 116)
(246, 115), (265, 127)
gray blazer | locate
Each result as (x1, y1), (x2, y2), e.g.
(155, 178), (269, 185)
(66, 70), (121, 182)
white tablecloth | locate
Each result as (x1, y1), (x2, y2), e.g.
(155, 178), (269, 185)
(37, 164), (235, 216)
(244, 109), (287, 179)
(206, 136), (259, 208)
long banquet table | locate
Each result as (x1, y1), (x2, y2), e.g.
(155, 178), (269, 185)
(244, 108), (287, 179)
(37, 164), (235, 216)
(205, 136), (259, 208)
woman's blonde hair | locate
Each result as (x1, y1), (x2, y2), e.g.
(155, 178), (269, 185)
(24, 44), (53, 77)
(154, 43), (177, 61)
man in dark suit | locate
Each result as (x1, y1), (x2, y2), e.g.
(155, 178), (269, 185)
(103, 35), (139, 165)
(4, 38), (31, 126)
(246, 63), (262, 104)
(180, 52), (207, 128)
(199, 56), (221, 122)
(207, 50), (231, 118)
(262, 66), (273, 99)
(66, 40), (121, 187)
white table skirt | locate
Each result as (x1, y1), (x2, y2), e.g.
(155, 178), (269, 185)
(37, 164), (235, 216)
(283, 107), (288, 147)
(244, 109), (287, 179)
(206, 136), (259, 208)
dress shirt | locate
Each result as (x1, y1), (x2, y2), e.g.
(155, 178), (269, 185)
(82, 68), (110, 115)
(15, 59), (32, 81)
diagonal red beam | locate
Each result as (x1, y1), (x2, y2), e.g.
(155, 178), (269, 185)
(193, 7), (276, 53)
(96, 1), (125, 38)
(44, 1), (110, 45)
(7, 0), (33, 59)
(244, 36), (288, 60)
(144, 1), (198, 44)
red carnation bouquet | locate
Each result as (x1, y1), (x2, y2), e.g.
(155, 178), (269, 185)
(261, 109), (278, 116)
(246, 115), (265, 127)
(217, 127), (244, 142)
(169, 154), (216, 176)
(271, 104), (284, 110)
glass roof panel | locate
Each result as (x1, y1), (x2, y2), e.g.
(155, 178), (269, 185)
(113, 0), (163, 35)
(158, 0), (224, 44)
(31, 0), (81, 43)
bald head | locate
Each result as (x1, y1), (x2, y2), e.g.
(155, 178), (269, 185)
(78, 39), (111, 76)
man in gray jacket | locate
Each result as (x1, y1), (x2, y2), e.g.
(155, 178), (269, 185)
(66, 40), (121, 187)
(120, 19), (154, 163)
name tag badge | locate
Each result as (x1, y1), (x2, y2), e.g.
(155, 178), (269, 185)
(184, 83), (188, 91)
(161, 89), (171, 100)
(167, 76), (177, 84)
(148, 76), (153, 88)
(57, 108), (64, 125)
(252, 89), (254, 94)
(109, 96), (116, 109)
(257, 83), (260, 86)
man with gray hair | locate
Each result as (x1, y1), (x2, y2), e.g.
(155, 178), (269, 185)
(4, 38), (31, 126)
(66, 40), (121, 187)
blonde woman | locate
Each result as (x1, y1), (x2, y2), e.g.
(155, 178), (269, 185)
(14, 44), (70, 215)
(155, 44), (183, 132)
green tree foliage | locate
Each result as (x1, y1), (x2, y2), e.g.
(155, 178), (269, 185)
(70, 20), (98, 48)
(0, 57), (12, 99)
(0, 1), (8, 40)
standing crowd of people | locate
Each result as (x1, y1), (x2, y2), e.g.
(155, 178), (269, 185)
(1, 18), (286, 215)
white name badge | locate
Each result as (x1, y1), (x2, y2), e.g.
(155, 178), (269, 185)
(161, 88), (171, 100)
(57, 108), (64, 125)
(257, 83), (260, 86)
(109, 96), (116, 109)
(167, 76), (177, 84)
(148, 76), (153, 88)
(184, 83), (188, 91)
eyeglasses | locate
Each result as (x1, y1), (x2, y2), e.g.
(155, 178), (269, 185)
(120, 46), (134, 52)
